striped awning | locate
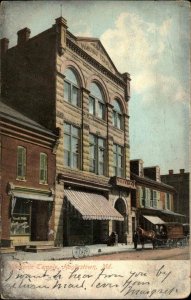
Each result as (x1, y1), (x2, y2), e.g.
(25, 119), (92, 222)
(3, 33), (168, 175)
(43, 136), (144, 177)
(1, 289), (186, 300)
(64, 190), (124, 221)
(143, 215), (165, 225)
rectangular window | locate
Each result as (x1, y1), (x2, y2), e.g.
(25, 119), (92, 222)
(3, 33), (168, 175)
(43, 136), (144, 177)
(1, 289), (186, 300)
(153, 191), (157, 207)
(72, 86), (79, 106)
(64, 81), (70, 102)
(10, 198), (31, 235)
(89, 134), (105, 175)
(150, 190), (157, 207)
(113, 144), (124, 177)
(89, 96), (95, 115)
(117, 114), (122, 129)
(140, 187), (145, 207)
(89, 134), (96, 173)
(39, 153), (48, 184)
(64, 123), (80, 169)
(112, 111), (123, 129)
(17, 146), (26, 180)
(98, 101), (104, 119)
(166, 193), (171, 210)
(150, 190), (153, 207)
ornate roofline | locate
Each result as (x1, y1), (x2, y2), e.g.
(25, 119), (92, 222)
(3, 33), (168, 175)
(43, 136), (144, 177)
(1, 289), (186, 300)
(66, 38), (126, 88)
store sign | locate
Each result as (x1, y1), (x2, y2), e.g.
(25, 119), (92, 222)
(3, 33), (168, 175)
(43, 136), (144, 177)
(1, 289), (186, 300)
(12, 216), (27, 221)
(112, 176), (136, 189)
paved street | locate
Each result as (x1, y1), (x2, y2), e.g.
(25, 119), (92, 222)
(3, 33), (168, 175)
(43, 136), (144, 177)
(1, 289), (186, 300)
(79, 246), (190, 260)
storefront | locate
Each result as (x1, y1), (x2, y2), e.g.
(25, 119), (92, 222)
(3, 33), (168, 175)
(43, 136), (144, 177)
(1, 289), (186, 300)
(112, 198), (129, 243)
(137, 208), (186, 231)
(8, 185), (54, 246)
(63, 189), (124, 246)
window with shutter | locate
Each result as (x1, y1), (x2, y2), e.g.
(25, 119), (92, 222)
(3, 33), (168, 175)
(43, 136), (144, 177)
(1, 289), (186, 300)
(17, 146), (26, 180)
(39, 153), (48, 184)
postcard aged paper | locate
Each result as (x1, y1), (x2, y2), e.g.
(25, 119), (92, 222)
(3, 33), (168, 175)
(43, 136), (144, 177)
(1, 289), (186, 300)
(1, 259), (191, 299)
(0, 0), (190, 299)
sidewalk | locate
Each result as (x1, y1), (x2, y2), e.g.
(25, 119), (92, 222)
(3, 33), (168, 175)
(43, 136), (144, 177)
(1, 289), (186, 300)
(1, 243), (153, 261)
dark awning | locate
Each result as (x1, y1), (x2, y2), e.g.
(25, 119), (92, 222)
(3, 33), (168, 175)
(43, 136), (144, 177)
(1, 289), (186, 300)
(64, 190), (124, 221)
(12, 191), (53, 202)
(161, 209), (186, 217)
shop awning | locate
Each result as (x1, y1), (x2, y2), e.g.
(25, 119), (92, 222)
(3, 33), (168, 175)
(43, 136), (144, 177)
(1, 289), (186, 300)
(13, 191), (53, 202)
(161, 210), (186, 217)
(143, 215), (165, 225)
(64, 190), (124, 221)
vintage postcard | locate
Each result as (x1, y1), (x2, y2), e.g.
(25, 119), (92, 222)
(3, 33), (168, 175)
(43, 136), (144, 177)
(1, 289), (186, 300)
(0, 0), (190, 299)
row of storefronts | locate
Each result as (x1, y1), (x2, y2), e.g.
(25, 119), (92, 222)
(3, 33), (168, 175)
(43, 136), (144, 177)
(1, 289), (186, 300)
(0, 16), (188, 250)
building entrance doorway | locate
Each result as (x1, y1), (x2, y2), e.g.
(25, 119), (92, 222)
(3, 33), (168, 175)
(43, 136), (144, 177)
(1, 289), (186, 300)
(93, 221), (102, 244)
(113, 198), (126, 243)
(31, 201), (49, 241)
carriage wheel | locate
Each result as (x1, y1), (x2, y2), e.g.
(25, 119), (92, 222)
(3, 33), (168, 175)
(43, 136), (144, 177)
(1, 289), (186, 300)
(167, 239), (173, 248)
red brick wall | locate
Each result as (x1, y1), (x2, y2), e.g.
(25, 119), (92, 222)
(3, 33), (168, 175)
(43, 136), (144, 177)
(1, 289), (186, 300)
(1, 134), (56, 240)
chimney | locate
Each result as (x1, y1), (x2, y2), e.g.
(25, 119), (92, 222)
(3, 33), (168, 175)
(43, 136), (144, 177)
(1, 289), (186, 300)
(1, 38), (9, 55)
(17, 27), (31, 45)
(169, 170), (174, 175)
(180, 169), (185, 174)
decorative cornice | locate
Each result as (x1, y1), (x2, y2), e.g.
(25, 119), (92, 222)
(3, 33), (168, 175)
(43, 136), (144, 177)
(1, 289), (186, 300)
(57, 173), (111, 191)
(131, 173), (177, 193)
(66, 38), (126, 88)
(7, 182), (53, 196)
(0, 122), (55, 148)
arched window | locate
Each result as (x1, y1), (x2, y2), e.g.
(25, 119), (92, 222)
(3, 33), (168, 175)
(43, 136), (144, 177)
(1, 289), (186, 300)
(89, 82), (105, 119)
(112, 99), (123, 129)
(64, 68), (80, 107)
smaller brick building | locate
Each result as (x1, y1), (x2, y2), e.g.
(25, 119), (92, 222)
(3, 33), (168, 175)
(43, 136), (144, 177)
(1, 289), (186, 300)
(0, 100), (57, 248)
(130, 159), (185, 233)
(161, 169), (189, 223)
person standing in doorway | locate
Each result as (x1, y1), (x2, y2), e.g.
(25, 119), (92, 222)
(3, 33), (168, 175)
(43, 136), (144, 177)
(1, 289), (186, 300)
(133, 230), (138, 249)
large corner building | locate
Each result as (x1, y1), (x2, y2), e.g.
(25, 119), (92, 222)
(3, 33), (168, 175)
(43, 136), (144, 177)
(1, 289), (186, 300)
(1, 17), (136, 246)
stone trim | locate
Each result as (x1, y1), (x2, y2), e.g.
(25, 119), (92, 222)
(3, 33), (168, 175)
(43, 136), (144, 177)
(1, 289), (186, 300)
(83, 123), (90, 130)
(67, 38), (126, 88)
(56, 71), (66, 79)
(106, 103), (114, 109)
(81, 87), (90, 94)
(123, 113), (130, 119)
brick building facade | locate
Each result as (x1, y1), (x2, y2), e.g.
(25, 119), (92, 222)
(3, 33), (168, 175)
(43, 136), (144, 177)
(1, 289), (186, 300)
(161, 169), (189, 223)
(1, 17), (135, 246)
(0, 101), (57, 248)
(130, 160), (185, 232)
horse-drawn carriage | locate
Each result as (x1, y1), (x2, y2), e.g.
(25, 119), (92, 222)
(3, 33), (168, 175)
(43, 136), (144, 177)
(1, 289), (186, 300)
(136, 222), (189, 249)
(154, 222), (189, 248)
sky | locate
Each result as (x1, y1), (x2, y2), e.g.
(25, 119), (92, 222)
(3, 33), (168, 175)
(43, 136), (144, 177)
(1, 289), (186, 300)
(1, 0), (190, 175)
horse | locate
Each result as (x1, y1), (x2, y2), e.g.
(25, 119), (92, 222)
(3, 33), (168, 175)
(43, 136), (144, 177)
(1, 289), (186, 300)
(136, 226), (157, 249)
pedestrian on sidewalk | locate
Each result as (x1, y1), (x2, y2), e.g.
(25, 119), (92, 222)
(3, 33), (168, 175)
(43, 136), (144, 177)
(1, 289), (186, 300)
(133, 230), (138, 249)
